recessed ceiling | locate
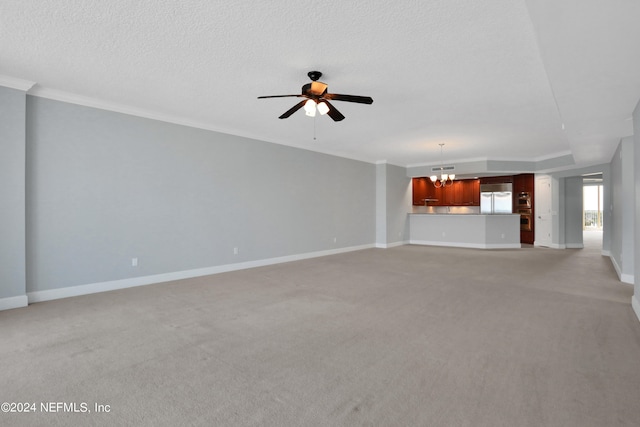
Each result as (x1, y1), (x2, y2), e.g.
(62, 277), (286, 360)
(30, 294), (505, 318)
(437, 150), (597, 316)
(2, 0), (639, 169)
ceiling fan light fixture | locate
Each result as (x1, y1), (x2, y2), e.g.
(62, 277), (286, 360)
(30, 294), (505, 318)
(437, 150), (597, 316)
(317, 101), (329, 115)
(304, 99), (316, 117)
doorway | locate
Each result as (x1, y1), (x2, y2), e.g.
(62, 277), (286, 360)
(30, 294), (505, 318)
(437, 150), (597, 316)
(583, 184), (603, 231)
(582, 175), (603, 250)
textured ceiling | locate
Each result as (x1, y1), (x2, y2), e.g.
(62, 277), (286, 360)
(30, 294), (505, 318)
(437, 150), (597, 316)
(2, 0), (639, 170)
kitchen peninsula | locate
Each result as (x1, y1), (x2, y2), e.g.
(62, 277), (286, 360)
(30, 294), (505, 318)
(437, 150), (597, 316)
(409, 211), (521, 249)
(409, 174), (533, 248)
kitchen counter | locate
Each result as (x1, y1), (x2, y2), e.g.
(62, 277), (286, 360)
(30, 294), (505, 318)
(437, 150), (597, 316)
(412, 205), (479, 215)
(410, 213), (491, 215)
(409, 213), (521, 249)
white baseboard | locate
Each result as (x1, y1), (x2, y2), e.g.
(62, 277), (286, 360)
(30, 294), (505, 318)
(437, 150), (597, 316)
(27, 244), (375, 304)
(0, 295), (28, 311)
(566, 243), (584, 249)
(375, 240), (407, 249)
(409, 240), (521, 250)
(533, 242), (554, 248)
(604, 252), (635, 285)
(609, 254), (634, 285)
(535, 243), (585, 250)
(621, 275), (636, 286)
(633, 295), (640, 324)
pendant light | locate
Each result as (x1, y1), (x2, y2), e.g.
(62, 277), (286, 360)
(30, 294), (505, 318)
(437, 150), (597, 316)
(430, 143), (455, 188)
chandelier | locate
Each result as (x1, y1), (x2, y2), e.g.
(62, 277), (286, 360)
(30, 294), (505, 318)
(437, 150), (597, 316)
(430, 143), (455, 188)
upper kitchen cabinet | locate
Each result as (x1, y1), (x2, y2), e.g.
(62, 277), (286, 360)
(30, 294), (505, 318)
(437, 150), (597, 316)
(412, 178), (480, 206)
(513, 173), (534, 193)
(480, 175), (513, 185)
(452, 181), (464, 205)
(472, 179), (480, 205)
(461, 179), (480, 206)
(412, 177), (428, 205)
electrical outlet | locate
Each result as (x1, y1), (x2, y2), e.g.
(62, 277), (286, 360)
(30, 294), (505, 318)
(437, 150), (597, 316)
(333, 237), (337, 243)
(233, 247), (239, 255)
(131, 257), (138, 267)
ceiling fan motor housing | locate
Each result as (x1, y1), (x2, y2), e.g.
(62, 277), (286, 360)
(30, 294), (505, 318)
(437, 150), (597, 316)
(307, 71), (322, 81)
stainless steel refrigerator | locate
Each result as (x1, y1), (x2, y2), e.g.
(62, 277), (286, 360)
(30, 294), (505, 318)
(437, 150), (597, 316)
(480, 183), (513, 214)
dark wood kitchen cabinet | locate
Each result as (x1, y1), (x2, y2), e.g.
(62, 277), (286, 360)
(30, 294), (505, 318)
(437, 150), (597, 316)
(413, 173), (534, 245)
(412, 177), (428, 205)
(454, 179), (480, 206)
(412, 178), (480, 206)
(512, 173), (535, 244)
(452, 181), (464, 205)
(471, 179), (480, 205)
(459, 180), (480, 206)
(480, 175), (513, 185)
(440, 183), (454, 205)
(425, 180), (438, 201)
(513, 173), (534, 193)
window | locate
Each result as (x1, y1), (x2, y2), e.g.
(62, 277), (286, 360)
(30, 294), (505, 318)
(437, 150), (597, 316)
(583, 185), (603, 230)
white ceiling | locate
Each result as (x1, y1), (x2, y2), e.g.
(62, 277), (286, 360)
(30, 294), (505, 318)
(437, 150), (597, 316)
(2, 0), (639, 170)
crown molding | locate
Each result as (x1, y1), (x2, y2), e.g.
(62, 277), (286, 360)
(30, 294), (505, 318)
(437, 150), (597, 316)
(532, 150), (573, 162)
(0, 75), (36, 92)
(27, 86), (381, 165)
(405, 157), (489, 168)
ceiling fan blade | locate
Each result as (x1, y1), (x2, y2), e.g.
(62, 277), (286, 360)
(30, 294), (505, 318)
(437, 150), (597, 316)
(258, 94), (304, 99)
(324, 93), (374, 104)
(322, 100), (345, 122)
(278, 100), (307, 119)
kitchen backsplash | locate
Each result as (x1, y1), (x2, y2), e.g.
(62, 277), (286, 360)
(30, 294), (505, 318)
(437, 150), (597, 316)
(411, 206), (480, 214)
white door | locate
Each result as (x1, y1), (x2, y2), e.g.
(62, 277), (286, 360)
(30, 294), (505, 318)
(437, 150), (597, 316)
(535, 175), (552, 247)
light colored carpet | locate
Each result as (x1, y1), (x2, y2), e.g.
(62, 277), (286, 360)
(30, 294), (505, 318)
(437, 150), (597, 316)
(2, 232), (639, 426)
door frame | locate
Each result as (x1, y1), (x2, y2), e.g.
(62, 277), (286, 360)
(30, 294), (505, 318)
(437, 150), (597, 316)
(534, 175), (552, 247)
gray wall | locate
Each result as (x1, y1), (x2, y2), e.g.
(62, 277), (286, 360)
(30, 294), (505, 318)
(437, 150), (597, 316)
(376, 163), (411, 247)
(609, 137), (634, 283)
(552, 176), (565, 248)
(25, 97), (376, 292)
(548, 164), (611, 252)
(634, 98), (640, 315)
(375, 164), (387, 245)
(564, 176), (584, 248)
(0, 87), (26, 300)
(385, 164), (411, 245)
(409, 214), (520, 248)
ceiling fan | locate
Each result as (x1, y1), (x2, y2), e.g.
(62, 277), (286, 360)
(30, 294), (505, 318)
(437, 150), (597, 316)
(257, 71), (373, 121)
